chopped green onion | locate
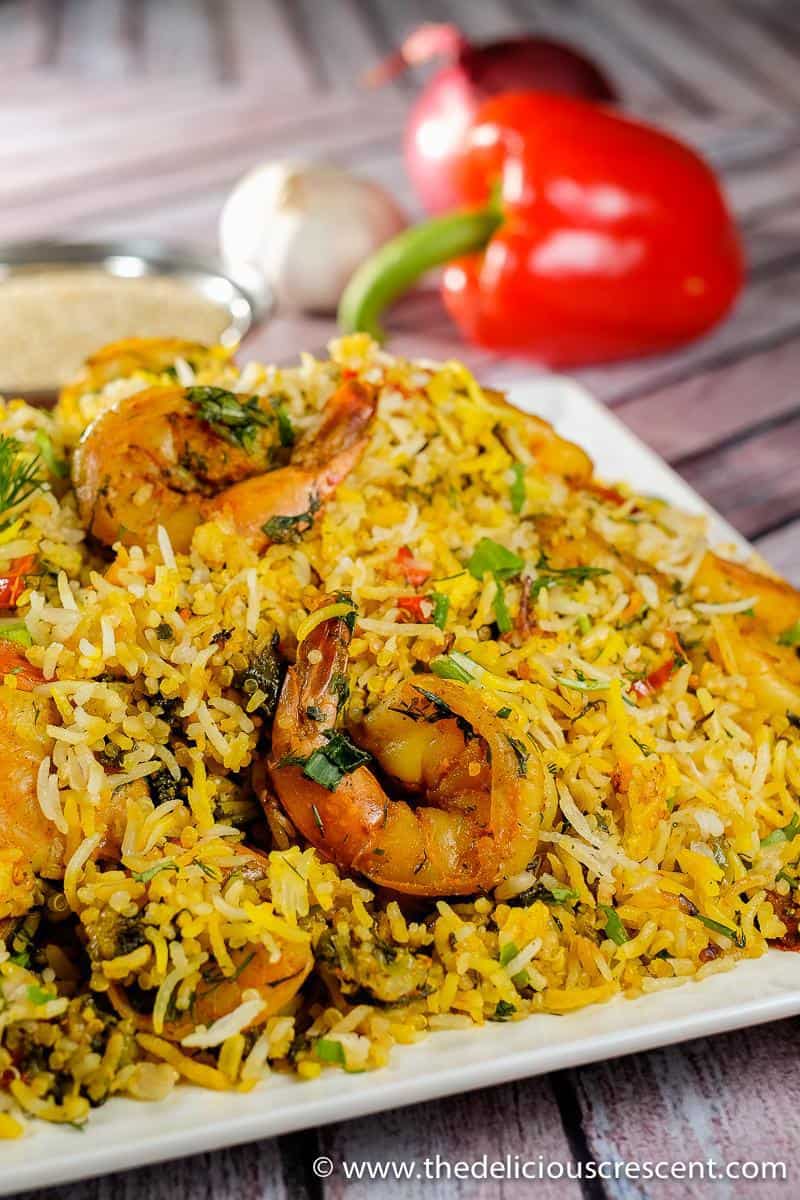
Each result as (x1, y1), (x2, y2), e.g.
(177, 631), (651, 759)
(695, 912), (745, 947)
(554, 674), (608, 693)
(499, 941), (519, 967)
(576, 613), (591, 635)
(492, 579), (512, 634)
(509, 462), (525, 515)
(429, 591), (450, 630)
(431, 652), (478, 685)
(547, 882), (579, 903)
(302, 730), (372, 792)
(26, 984), (55, 1006)
(0, 619), (32, 648)
(34, 429), (68, 479)
(599, 904), (628, 945)
(315, 1037), (346, 1065)
(496, 706), (512, 719)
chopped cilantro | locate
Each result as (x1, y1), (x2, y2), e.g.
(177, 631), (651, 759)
(271, 397), (296, 447)
(492, 999), (517, 1021)
(529, 554), (610, 599)
(496, 706), (512, 719)
(761, 811), (800, 847)
(262, 492), (322, 543)
(186, 386), (271, 452)
(467, 538), (524, 581)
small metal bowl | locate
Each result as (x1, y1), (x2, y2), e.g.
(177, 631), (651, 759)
(0, 238), (272, 400)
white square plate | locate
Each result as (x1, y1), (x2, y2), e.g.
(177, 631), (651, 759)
(5, 377), (800, 1194)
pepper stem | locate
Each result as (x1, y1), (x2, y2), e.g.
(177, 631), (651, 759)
(338, 207), (501, 342)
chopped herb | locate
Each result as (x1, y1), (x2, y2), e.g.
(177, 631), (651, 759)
(0, 435), (44, 522)
(696, 912), (745, 947)
(430, 651), (478, 685)
(710, 838), (727, 870)
(429, 591), (450, 630)
(302, 730), (372, 792)
(467, 537), (524, 581)
(554, 673), (608, 693)
(492, 999), (517, 1021)
(547, 882), (579, 903)
(132, 859), (176, 884)
(777, 868), (798, 888)
(630, 735), (653, 757)
(529, 554), (610, 599)
(576, 613), (592, 636)
(496, 706), (512, 719)
(261, 492), (321, 543)
(506, 735), (529, 777)
(778, 621), (800, 648)
(271, 397), (296, 447)
(34, 429), (68, 478)
(492, 578), (512, 634)
(154, 621), (173, 640)
(316, 1037), (346, 1065)
(186, 387), (271, 452)
(761, 812), (800, 847)
(0, 619), (32, 648)
(599, 904), (628, 945)
(236, 634), (284, 718)
(510, 462), (525, 515)
(311, 803), (325, 833)
(788, 712), (800, 730)
(26, 984), (55, 1006)
(499, 941), (519, 967)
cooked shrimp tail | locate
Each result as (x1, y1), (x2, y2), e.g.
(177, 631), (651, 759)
(207, 380), (377, 550)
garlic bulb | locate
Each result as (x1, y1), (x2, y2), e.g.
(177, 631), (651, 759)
(219, 161), (407, 314)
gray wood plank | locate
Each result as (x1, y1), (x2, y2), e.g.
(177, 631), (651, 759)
(572, 1019), (800, 1199)
(678, 411), (800, 539)
(319, 1079), (582, 1200)
(755, 518), (800, 585)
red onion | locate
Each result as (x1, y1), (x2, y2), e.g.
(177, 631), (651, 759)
(368, 23), (617, 214)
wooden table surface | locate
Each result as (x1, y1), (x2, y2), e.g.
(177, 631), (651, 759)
(4, 1), (799, 1197)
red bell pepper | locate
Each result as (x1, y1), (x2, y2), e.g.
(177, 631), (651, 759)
(392, 546), (433, 588)
(340, 92), (743, 365)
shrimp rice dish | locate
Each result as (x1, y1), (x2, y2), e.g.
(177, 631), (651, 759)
(1, 333), (799, 1135)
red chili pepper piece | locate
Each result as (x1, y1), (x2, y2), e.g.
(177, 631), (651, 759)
(392, 546), (433, 588)
(341, 92), (742, 366)
(396, 595), (434, 622)
(0, 554), (37, 609)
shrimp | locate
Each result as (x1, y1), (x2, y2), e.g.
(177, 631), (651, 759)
(693, 552), (800, 716)
(72, 378), (376, 552)
(268, 601), (542, 895)
(59, 337), (224, 409)
(107, 848), (313, 1040)
(0, 640), (137, 918)
(0, 641), (63, 916)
